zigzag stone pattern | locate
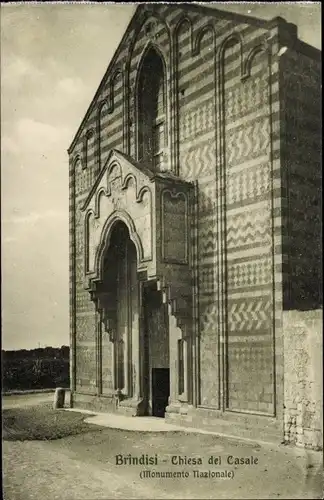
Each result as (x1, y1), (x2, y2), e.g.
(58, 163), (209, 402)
(228, 297), (272, 333)
(226, 118), (270, 168)
(181, 139), (216, 181)
(224, 44), (274, 414)
(226, 207), (272, 250)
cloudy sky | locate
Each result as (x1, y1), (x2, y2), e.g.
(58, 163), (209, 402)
(1, 2), (321, 350)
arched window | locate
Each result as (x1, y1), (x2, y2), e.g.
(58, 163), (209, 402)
(137, 47), (166, 170)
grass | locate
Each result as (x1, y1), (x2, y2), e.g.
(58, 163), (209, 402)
(2, 404), (102, 441)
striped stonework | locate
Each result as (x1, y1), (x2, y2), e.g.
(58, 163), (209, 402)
(223, 41), (275, 414)
(67, 4), (321, 443)
(69, 156), (76, 393)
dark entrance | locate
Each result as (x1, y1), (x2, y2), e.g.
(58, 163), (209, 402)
(152, 368), (170, 417)
(143, 285), (170, 417)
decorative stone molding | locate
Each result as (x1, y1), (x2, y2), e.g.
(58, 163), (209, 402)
(80, 149), (194, 302)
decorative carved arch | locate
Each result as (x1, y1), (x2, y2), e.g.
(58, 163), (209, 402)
(106, 160), (122, 195)
(97, 99), (110, 171)
(121, 172), (137, 192)
(94, 187), (107, 218)
(136, 185), (151, 204)
(134, 9), (172, 47)
(173, 16), (194, 55)
(193, 23), (215, 56)
(83, 128), (95, 170)
(109, 68), (123, 113)
(72, 153), (82, 170)
(242, 43), (268, 80)
(218, 32), (244, 78)
(94, 210), (145, 284)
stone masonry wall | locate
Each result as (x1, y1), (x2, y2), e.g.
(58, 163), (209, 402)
(280, 49), (322, 310)
(70, 40), (126, 394)
(283, 310), (323, 450)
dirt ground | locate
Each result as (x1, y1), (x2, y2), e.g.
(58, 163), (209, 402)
(3, 391), (69, 409)
(2, 394), (323, 500)
(3, 425), (323, 499)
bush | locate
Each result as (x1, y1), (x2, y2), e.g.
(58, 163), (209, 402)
(2, 346), (70, 391)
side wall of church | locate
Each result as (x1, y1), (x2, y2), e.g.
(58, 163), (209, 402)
(279, 48), (322, 450)
(279, 49), (322, 311)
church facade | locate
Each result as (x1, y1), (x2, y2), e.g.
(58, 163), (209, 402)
(68, 4), (322, 446)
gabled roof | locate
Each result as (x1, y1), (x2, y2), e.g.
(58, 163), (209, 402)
(81, 149), (190, 211)
(67, 3), (319, 155)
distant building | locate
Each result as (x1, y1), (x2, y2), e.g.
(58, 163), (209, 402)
(68, 4), (322, 448)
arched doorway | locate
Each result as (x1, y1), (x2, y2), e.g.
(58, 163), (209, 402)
(100, 220), (170, 417)
(101, 221), (137, 397)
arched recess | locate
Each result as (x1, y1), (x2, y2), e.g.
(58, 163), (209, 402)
(174, 18), (193, 176)
(98, 100), (110, 171)
(92, 210), (144, 286)
(97, 220), (139, 398)
(125, 11), (172, 161)
(221, 35), (275, 415)
(107, 70), (124, 153)
(136, 45), (167, 170)
(84, 129), (95, 170)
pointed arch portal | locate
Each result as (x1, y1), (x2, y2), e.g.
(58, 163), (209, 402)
(80, 149), (193, 416)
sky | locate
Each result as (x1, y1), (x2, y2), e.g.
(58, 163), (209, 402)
(1, 2), (321, 351)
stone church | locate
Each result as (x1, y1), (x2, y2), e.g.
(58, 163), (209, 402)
(68, 4), (322, 447)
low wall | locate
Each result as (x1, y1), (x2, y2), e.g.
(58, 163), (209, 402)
(283, 309), (323, 450)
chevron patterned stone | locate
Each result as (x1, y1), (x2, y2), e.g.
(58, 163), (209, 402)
(226, 209), (271, 249)
(226, 117), (270, 167)
(228, 297), (272, 333)
(198, 228), (215, 258)
(181, 140), (215, 180)
(200, 303), (218, 331)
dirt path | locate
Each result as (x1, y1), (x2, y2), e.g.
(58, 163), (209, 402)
(3, 440), (171, 500)
(3, 392), (70, 409)
(3, 432), (323, 500)
(3, 395), (322, 500)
